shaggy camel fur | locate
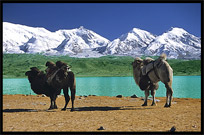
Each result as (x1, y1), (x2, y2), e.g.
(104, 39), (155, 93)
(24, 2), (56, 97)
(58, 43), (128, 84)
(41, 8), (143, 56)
(45, 61), (76, 111)
(132, 54), (173, 107)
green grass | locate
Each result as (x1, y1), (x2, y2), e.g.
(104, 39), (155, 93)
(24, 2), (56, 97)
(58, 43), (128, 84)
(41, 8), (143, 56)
(3, 54), (201, 78)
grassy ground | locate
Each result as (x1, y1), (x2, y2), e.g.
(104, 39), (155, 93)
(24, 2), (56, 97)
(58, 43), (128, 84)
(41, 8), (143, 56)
(3, 54), (201, 78)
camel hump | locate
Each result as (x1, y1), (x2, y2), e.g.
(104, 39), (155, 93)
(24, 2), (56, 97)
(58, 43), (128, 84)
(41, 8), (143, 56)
(159, 53), (167, 61)
(46, 61), (56, 67)
(56, 61), (67, 68)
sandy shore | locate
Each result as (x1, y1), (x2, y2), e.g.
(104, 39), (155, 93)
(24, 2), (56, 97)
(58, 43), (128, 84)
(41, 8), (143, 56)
(3, 94), (201, 132)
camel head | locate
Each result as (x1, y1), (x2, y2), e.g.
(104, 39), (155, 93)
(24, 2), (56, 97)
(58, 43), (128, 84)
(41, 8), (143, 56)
(132, 57), (143, 69)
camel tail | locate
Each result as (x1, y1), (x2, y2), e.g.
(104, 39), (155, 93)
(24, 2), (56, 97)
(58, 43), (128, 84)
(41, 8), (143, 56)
(160, 53), (167, 61)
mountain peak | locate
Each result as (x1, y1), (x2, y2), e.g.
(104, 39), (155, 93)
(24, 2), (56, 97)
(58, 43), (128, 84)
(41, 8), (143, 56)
(167, 27), (188, 36)
(78, 26), (89, 32)
(132, 27), (142, 31)
(79, 26), (85, 30)
(131, 27), (147, 34)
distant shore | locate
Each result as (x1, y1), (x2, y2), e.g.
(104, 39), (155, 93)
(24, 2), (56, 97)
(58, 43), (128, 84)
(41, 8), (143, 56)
(3, 94), (201, 132)
(3, 54), (201, 78)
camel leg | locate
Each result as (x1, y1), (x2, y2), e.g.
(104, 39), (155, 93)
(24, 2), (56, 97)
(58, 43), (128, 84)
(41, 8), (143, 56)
(70, 86), (76, 112)
(49, 94), (58, 110)
(168, 84), (173, 107)
(151, 90), (156, 106)
(61, 88), (70, 111)
(142, 90), (149, 106)
(49, 96), (55, 110)
(164, 82), (173, 107)
(53, 94), (58, 109)
(48, 98), (53, 110)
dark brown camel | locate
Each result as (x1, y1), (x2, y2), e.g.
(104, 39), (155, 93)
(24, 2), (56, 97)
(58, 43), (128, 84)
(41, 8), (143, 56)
(45, 61), (76, 111)
(25, 61), (76, 111)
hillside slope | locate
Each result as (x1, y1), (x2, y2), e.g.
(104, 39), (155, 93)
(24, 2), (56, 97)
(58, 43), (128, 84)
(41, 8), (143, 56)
(3, 54), (201, 78)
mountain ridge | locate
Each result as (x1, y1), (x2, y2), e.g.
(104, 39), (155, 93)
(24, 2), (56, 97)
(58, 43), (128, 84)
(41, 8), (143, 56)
(3, 22), (201, 59)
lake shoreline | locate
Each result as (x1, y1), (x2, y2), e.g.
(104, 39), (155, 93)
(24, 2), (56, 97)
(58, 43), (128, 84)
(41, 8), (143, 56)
(2, 94), (201, 99)
(3, 94), (201, 132)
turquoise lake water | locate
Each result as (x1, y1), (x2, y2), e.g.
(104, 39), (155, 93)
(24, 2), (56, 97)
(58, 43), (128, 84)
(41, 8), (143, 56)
(3, 76), (201, 98)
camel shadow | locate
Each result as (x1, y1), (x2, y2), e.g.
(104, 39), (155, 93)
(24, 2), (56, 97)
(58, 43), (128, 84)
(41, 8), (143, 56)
(3, 106), (153, 112)
(3, 109), (38, 113)
(74, 106), (121, 111)
(73, 106), (153, 111)
(3, 108), (57, 113)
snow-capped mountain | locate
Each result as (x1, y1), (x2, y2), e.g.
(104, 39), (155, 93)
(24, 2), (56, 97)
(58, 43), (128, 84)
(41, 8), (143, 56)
(104, 28), (156, 56)
(144, 27), (201, 59)
(3, 22), (201, 59)
(54, 26), (110, 54)
(3, 22), (64, 54)
(3, 22), (110, 57)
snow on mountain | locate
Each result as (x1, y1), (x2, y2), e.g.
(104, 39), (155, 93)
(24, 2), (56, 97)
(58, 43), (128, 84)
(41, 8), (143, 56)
(144, 27), (201, 59)
(3, 22), (64, 54)
(104, 28), (156, 56)
(3, 22), (110, 57)
(3, 22), (201, 59)
(54, 26), (110, 55)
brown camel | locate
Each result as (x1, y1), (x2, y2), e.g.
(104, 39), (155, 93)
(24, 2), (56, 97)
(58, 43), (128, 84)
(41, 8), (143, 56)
(45, 61), (76, 111)
(132, 54), (173, 107)
(25, 61), (76, 111)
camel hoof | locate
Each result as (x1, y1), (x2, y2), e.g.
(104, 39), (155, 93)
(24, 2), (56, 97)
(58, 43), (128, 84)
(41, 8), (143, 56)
(142, 104), (147, 106)
(48, 107), (54, 110)
(61, 108), (66, 111)
(164, 104), (170, 107)
(151, 103), (157, 106)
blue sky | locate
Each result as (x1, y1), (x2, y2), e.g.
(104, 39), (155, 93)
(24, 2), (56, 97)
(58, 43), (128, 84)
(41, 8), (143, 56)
(3, 3), (201, 40)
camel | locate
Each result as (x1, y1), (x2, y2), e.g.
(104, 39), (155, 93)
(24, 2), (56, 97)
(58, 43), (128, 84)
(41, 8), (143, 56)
(25, 61), (76, 111)
(132, 54), (173, 107)
(45, 61), (76, 111)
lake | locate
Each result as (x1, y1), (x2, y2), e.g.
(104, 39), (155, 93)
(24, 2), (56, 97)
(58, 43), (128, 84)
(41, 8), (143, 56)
(3, 76), (201, 98)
